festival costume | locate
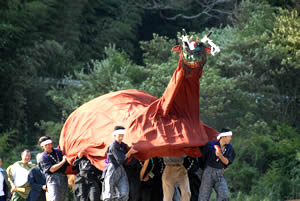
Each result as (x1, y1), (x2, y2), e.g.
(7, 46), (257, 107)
(0, 167), (11, 201)
(183, 157), (202, 201)
(101, 141), (129, 201)
(26, 166), (46, 201)
(73, 157), (101, 201)
(139, 157), (164, 201)
(58, 33), (221, 172)
(7, 161), (35, 201)
(124, 157), (142, 201)
(139, 158), (156, 201)
(162, 156), (191, 201)
(198, 141), (235, 201)
(38, 148), (68, 201)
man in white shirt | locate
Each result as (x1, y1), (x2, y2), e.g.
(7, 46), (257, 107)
(7, 150), (35, 201)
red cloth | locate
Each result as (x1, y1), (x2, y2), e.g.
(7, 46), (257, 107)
(60, 46), (218, 171)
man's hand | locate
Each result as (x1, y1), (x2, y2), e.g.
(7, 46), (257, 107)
(78, 151), (83, 158)
(42, 185), (47, 191)
(78, 150), (88, 158)
(142, 174), (150, 182)
(215, 149), (223, 158)
(11, 184), (16, 193)
(62, 155), (67, 163)
(49, 155), (67, 173)
(215, 147), (229, 165)
(125, 147), (138, 159)
(215, 145), (222, 158)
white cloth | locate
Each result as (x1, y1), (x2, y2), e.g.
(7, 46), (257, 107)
(0, 169), (4, 196)
(217, 131), (232, 140)
(40, 139), (52, 147)
(112, 129), (126, 136)
(10, 163), (30, 187)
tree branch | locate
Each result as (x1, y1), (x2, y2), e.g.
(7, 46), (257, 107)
(137, 0), (235, 21)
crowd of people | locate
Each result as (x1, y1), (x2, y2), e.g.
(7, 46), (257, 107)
(0, 126), (235, 201)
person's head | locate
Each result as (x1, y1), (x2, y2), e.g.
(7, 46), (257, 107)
(112, 126), (126, 144)
(0, 157), (2, 167)
(38, 136), (53, 153)
(217, 128), (232, 145)
(21, 149), (31, 163)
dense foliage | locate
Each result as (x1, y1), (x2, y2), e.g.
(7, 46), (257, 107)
(0, 0), (299, 200)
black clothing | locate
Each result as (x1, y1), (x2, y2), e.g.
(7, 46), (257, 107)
(73, 157), (101, 179)
(73, 157), (102, 201)
(201, 141), (235, 169)
(74, 176), (100, 201)
(106, 141), (128, 167)
(138, 158), (164, 201)
(142, 158), (154, 180)
(198, 141), (235, 201)
(26, 166), (46, 201)
(184, 157), (202, 201)
(101, 141), (130, 201)
(125, 157), (142, 201)
(38, 148), (68, 178)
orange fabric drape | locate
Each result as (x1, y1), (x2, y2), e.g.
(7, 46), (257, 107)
(60, 46), (218, 171)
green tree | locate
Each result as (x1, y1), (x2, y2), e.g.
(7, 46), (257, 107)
(261, 9), (300, 124)
(47, 45), (147, 121)
(139, 34), (177, 97)
(226, 122), (300, 201)
(204, 1), (299, 128)
(0, 0), (66, 157)
(77, 0), (143, 62)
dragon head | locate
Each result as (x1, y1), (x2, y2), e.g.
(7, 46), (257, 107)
(172, 29), (220, 69)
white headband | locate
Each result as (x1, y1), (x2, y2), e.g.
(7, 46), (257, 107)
(217, 131), (232, 140)
(40, 139), (52, 147)
(112, 129), (126, 136)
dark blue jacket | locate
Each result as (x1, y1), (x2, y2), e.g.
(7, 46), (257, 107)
(26, 166), (46, 201)
(201, 141), (235, 169)
(107, 141), (128, 167)
(38, 148), (68, 178)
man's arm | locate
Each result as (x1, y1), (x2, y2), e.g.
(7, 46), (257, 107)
(140, 159), (150, 181)
(125, 147), (138, 159)
(6, 165), (16, 193)
(215, 149), (229, 165)
(49, 155), (67, 173)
